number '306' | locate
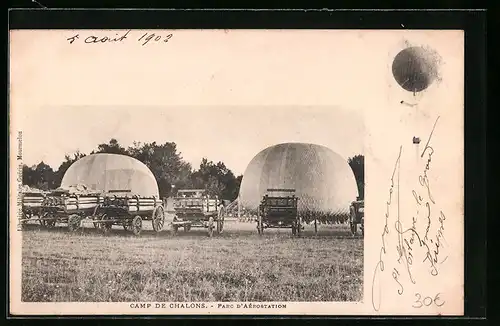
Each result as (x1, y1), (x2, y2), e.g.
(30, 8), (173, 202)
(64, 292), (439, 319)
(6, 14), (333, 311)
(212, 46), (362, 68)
(413, 293), (445, 308)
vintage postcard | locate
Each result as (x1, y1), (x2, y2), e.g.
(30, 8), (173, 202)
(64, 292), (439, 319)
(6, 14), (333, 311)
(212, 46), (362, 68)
(9, 29), (464, 316)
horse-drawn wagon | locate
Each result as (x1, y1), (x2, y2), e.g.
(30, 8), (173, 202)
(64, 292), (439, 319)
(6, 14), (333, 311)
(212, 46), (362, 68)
(170, 189), (224, 237)
(256, 188), (302, 236)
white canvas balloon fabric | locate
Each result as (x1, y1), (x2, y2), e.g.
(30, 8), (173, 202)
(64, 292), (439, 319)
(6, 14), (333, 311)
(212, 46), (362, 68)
(239, 143), (359, 216)
(60, 153), (159, 198)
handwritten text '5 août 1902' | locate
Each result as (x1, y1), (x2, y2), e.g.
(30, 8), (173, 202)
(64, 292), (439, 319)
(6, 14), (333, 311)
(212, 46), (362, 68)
(66, 30), (173, 46)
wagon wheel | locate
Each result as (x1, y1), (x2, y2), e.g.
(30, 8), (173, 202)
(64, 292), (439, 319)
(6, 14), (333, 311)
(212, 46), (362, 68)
(152, 205), (165, 233)
(45, 218), (56, 229)
(296, 217), (302, 237)
(349, 207), (357, 236)
(38, 213), (47, 227)
(171, 224), (179, 235)
(131, 216), (142, 236)
(23, 211), (32, 221)
(93, 213), (104, 230)
(257, 215), (263, 235)
(350, 222), (357, 236)
(217, 208), (225, 234)
(207, 216), (214, 238)
(100, 214), (113, 234)
(67, 214), (81, 232)
(216, 217), (224, 234)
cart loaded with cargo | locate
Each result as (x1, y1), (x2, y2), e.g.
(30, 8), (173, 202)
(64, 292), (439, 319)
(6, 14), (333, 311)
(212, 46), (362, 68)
(170, 189), (225, 237)
(91, 190), (165, 235)
(18, 184), (102, 229)
(18, 184), (166, 236)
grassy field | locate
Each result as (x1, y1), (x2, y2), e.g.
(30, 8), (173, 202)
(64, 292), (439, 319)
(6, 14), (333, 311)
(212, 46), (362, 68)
(21, 220), (363, 302)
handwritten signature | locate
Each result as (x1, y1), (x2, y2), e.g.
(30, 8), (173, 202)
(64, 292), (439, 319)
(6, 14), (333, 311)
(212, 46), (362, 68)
(371, 145), (402, 311)
(66, 30), (174, 46)
(371, 116), (448, 312)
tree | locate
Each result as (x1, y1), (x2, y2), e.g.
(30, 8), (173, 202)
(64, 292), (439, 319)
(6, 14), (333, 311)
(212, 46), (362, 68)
(92, 138), (129, 155)
(127, 141), (192, 198)
(348, 154), (364, 200)
(22, 164), (37, 186)
(189, 158), (241, 201)
(23, 161), (57, 190)
(221, 172), (242, 202)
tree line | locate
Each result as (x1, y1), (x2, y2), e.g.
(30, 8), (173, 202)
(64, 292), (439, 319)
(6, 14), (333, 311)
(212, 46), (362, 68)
(22, 139), (364, 202)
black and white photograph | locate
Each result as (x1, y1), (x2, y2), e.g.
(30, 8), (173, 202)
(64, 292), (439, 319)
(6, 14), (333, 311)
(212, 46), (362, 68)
(9, 27), (465, 316)
(16, 105), (365, 304)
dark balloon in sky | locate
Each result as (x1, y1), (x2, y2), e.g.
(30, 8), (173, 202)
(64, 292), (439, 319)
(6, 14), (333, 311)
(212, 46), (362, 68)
(392, 46), (439, 93)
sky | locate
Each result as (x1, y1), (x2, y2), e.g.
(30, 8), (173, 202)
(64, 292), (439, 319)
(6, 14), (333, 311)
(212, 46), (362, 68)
(20, 105), (364, 176)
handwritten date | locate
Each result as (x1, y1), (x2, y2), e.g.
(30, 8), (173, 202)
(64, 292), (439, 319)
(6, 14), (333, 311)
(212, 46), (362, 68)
(66, 30), (173, 46)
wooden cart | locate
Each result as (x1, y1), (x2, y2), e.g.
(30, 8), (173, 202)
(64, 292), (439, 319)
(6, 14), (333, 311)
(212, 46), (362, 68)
(91, 190), (165, 236)
(256, 189), (302, 236)
(19, 189), (47, 228)
(171, 189), (224, 237)
(18, 188), (103, 230)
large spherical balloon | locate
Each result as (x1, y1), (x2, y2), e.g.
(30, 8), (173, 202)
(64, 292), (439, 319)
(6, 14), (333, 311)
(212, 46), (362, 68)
(239, 143), (359, 217)
(392, 46), (439, 93)
(61, 153), (159, 197)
